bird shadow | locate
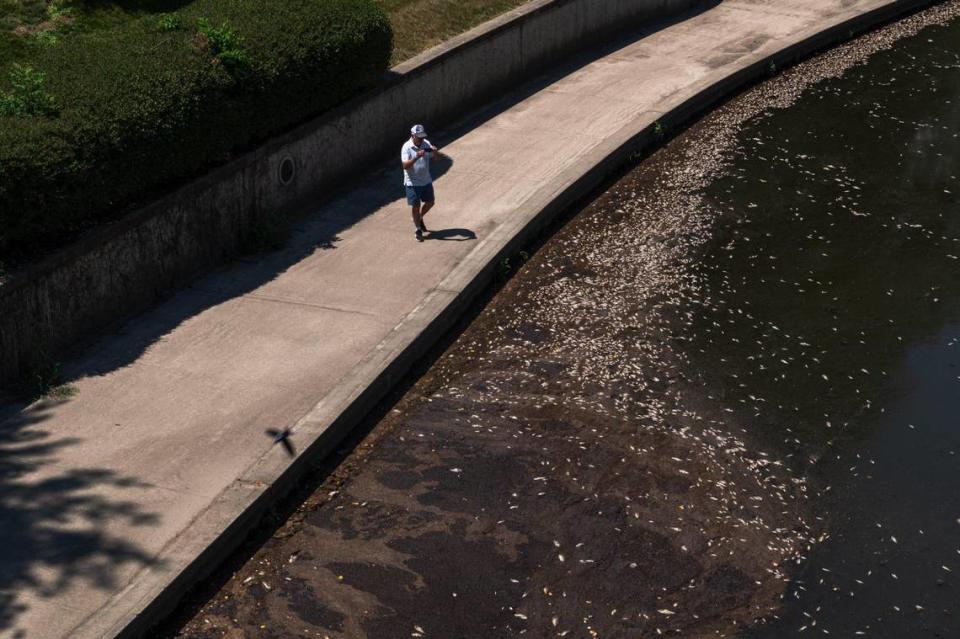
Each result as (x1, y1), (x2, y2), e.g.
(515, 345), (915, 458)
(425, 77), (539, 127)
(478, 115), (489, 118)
(265, 427), (297, 458)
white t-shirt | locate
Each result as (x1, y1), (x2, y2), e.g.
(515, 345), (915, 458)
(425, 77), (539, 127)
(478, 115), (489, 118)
(401, 138), (434, 186)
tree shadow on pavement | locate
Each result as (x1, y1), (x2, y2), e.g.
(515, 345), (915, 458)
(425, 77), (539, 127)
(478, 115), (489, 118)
(0, 399), (159, 636)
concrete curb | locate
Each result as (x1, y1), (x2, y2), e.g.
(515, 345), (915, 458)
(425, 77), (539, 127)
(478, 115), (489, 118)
(73, 0), (942, 636)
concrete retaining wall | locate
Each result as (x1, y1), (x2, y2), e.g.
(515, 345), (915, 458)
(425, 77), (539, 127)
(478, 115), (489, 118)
(0, 0), (702, 388)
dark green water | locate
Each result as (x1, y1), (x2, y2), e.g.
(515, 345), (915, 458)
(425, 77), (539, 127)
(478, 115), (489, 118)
(687, 18), (960, 638)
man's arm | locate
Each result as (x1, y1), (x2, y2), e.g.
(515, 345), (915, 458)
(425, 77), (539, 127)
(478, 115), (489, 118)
(401, 148), (425, 169)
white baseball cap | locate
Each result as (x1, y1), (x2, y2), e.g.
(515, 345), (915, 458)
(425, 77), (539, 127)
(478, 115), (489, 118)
(411, 124), (427, 137)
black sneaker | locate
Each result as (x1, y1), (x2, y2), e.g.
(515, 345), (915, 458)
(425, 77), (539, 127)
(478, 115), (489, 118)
(415, 228), (424, 242)
(419, 223), (429, 234)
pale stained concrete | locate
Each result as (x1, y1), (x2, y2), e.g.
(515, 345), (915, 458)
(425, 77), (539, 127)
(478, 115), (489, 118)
(0, 0), (932, 637)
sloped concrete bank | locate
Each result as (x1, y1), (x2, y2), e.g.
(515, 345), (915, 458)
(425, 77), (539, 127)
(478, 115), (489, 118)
(0, 0), (702, 389)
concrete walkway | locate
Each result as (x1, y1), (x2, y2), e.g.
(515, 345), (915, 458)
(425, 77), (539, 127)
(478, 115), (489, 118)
(0, 0), (934, 637)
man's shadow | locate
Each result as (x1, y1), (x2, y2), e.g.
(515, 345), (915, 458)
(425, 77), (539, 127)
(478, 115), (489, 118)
(421, 154), (477, 242)
(423, 228), (477, 241)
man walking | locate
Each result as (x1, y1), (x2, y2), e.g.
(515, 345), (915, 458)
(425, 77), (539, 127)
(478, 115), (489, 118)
(401, 124), (439, 241)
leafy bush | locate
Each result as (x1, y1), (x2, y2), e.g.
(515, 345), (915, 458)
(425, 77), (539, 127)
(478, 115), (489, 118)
(0, 63), (57, 117)
(196, 17), (248, 78)
(0, 0), (392, 262)
(156, 13), (182, 31)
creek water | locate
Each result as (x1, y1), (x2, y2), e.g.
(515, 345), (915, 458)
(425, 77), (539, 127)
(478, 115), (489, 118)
(688, 15), (960, 639)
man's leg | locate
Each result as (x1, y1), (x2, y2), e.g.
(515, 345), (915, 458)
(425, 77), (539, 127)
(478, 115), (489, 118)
(411, 202), (423, 228)
(419, 184), (435, 228)
(420, 201), (434, 220)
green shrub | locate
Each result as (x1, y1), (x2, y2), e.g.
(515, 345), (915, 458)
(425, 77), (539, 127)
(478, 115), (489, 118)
(196, 17), (242, 56)
(196, 17), (248, 79)
(156, 13), (182, 31)
(0, 63), (58, 117)
(0, 0), (392, 262)
(45, 1), (74, 22)
(34, 30), (60, 47)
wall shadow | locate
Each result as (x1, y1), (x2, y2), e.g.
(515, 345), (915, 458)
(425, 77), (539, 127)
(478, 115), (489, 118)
(49, 153), (460, 381)
(0, 399), (160, 635)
